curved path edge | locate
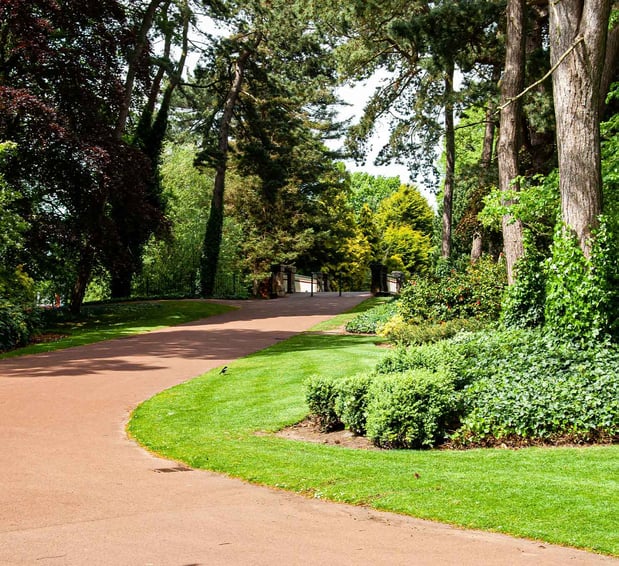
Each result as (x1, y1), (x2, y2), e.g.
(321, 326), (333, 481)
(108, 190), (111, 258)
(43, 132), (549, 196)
(0, 293), (616, 565)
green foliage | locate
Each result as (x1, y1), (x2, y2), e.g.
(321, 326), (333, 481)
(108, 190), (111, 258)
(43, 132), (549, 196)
(344, 298), (398, 333)
(398, 256), (506, 322)
(0, 264), (39, 352)
(501, 233), (547, 329)
(544, 220), (619, 341)
(334, 373), (374, 435)
(382, 224), (432, 274)
(349, 172), (400, 215)
(371, 183), (434, 275)
(375, 332), (481, 390)
(365, 370), (458, 449)
(376, 184), (434, 235)
(0, 141), (27, 261)
(304, 375), (342, 432)
(456, 330), (619, 444)
(479, 171), (560, 237)
(0, 301), (40, 352)
(377, 316), (486, 346)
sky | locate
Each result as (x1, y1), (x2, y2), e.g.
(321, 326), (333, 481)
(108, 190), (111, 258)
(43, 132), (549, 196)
(332, 79), (439, 208)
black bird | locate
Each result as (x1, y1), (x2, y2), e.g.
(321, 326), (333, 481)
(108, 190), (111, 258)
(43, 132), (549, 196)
(219, 366), (228, 374)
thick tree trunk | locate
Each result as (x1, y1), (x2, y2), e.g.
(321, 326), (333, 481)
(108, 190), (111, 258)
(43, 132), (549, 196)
(110, 270), (133, 299)
(498, 0), (525, 284)
(200, 37), (260, 297)
(441, 63), (455, 260)
(549, 0), (610, 257)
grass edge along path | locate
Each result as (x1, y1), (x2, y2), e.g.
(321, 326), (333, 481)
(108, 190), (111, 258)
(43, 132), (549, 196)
(128, 315), (619, 557)
(1, 300), (235, 359)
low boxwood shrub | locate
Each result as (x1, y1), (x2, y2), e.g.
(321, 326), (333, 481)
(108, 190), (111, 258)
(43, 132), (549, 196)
(345, 299), (398, 334)
(334, 373), (374, 435)
(304, 375), (342, 432)
(365, 370), (459, 449)
(375, 332), (481, 389)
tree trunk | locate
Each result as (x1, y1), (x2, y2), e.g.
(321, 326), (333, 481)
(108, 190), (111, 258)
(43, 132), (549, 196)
(470, 232), (483, 263)
(498, 0), (525, 284)
(471, 86), (499, 262)
(549, 0), (610, 257)
(441, 63), (455, 260)
(70, 252), (93, 315)
(200, 36), (261, 297)
(110, 269), (133, 299)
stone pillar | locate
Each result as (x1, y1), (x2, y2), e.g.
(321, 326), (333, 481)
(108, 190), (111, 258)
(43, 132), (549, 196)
(390, 271), (405, 294)
(285, 265), (296, 294)
(370, 263), (387, 295)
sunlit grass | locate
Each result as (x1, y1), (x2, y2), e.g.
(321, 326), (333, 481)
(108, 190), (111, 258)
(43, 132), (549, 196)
(1, 300), (234, 359)
(129, 328), (619, 556)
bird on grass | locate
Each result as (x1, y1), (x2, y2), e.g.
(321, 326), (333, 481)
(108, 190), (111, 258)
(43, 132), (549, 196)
(219, 366), (228, 375)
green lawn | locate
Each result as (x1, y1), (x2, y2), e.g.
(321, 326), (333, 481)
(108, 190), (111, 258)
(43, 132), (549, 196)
(128, 327), (619, 556)
(1, 300), (234, 359)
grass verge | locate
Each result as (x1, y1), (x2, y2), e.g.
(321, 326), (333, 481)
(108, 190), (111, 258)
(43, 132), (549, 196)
(1, 300), (234, 359)
(128, 327), (619, 556)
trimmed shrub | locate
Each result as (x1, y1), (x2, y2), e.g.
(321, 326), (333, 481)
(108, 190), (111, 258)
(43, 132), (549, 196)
(334, 373), (374, 435)
(305, 375), (342, 432)
(375, 332), (481, 390)
(377, 316), (486, 346)
(365, 370), (458, 449)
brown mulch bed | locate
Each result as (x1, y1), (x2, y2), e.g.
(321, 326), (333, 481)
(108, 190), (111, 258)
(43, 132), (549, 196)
(275, 416), (379, 450)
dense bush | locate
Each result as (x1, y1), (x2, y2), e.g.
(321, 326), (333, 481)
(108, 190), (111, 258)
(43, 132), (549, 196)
(365, 370), (458, 449)
(304, 375), (342, 432)
(398, 256), (507, 323)
(334, 374), (374, 435)
(345, 299), (398, 334)
(0, 301), (40, 352)
(0, 265), (40, 352)
(456, 331), (619, 445)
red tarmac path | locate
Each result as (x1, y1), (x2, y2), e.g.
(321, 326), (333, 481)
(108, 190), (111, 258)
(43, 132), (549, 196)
(0, 292), (617, 566)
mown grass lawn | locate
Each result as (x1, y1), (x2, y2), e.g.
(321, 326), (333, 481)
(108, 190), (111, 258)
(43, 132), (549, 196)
(128, 323), (619, 557)
(0, 300), (234, 359)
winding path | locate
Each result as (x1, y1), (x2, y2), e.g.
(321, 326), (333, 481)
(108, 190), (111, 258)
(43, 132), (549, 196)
(0, 293), (616, 565)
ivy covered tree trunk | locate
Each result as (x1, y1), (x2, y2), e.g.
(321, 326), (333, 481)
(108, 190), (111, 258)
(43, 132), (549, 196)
(200, 40), (258, 297)
(498, 0), (525, 284)
(549, 0), (610, 257)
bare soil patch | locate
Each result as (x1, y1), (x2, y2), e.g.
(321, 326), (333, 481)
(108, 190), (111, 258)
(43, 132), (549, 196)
(276, 416), (379, 450)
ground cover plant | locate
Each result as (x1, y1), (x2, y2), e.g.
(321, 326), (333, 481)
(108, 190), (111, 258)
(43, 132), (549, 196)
(129, 320), (619, 556)
(344, 297), (398, 334)
(0, 300), (233, 359)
